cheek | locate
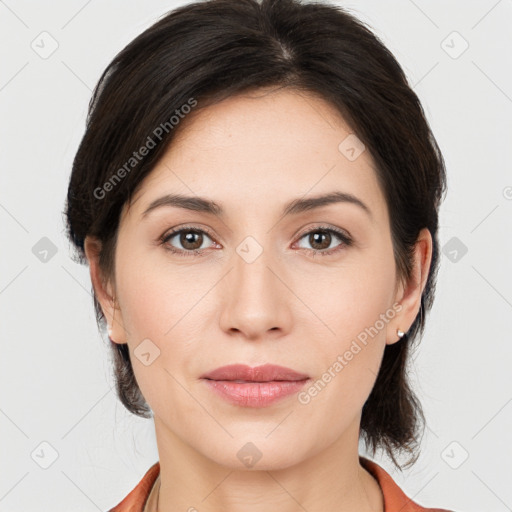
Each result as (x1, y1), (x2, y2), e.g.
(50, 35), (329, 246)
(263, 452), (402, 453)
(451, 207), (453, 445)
(114, 255), (212, 406)
(305, 255), (396, 348)
(299, 301), (388, 439)
(116, 246), (207, 338)
(297, 253), (395, 410)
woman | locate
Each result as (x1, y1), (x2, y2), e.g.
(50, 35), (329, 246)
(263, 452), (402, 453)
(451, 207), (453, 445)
(64, 0), (452, 510)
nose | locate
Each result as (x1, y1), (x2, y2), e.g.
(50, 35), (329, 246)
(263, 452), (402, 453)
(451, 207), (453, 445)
(218, 239), (292, 341)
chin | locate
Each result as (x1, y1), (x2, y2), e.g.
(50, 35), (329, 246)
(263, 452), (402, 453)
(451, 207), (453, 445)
(199, 436), (310, 472)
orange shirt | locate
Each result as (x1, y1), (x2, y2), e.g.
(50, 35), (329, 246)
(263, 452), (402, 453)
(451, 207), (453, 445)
(107, 457), (453, 511)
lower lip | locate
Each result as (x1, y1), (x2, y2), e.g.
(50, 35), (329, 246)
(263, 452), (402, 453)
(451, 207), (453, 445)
(202, 379), (310, 407)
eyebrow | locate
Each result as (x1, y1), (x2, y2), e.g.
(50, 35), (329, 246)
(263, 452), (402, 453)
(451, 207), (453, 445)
(141, 191), (372, 221)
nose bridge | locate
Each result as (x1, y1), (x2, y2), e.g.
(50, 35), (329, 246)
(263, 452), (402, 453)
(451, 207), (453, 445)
(219, 232), (289, 337)
(233, 233), (278, 304)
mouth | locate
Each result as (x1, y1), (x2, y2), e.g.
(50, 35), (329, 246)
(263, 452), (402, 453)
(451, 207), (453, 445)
(199, 364), (311, 408)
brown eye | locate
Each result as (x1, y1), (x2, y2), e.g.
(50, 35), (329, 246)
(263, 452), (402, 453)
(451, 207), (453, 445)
(162, 228), (214, 255)
(296, 226), (352, 256)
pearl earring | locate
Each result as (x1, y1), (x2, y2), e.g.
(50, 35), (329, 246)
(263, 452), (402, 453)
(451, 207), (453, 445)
(397, 328), (405, 339)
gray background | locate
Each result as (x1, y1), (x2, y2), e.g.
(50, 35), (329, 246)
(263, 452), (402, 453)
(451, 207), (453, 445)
(1, 0), (511, 511)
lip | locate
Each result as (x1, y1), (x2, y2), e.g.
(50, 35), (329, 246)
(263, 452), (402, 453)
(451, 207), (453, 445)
(200, 363), (310, 382)
(200, 364), (310, 408)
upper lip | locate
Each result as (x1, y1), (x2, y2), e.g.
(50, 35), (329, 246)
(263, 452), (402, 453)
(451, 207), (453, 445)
(200, 364), (310, 382)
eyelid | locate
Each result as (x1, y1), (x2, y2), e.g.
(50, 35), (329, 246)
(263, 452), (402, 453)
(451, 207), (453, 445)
(295, 223), (351, 241)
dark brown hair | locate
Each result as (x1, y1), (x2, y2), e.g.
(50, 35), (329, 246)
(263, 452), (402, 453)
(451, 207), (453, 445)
(63, 0), (447, 469)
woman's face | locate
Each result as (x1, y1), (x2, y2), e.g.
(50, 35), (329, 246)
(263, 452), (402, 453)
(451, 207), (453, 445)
(88, 88), (431, 470)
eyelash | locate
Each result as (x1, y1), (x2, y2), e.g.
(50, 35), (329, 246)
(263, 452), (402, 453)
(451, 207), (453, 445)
(159, 224), (353, 258)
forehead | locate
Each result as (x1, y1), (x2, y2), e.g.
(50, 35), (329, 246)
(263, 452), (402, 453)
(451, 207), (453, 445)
(126, 88), (387, 224)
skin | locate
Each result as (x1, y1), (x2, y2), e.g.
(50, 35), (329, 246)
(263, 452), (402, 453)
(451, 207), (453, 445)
(85, 87), (432, 512)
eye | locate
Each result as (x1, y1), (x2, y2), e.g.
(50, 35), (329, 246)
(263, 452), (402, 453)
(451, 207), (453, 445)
(159, 224), (353, 258)
(295, 226), (353, 256)
(160, 225), (216, 257)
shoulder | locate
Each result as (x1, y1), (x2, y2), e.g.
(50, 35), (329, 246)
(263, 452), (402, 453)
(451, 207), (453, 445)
(107, 461), (160, 512)
(360, 456), (455, 512)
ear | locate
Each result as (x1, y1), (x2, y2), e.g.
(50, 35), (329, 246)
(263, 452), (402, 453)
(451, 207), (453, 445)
(83, 236), (127, 344)
(389, 227), (433, 345)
